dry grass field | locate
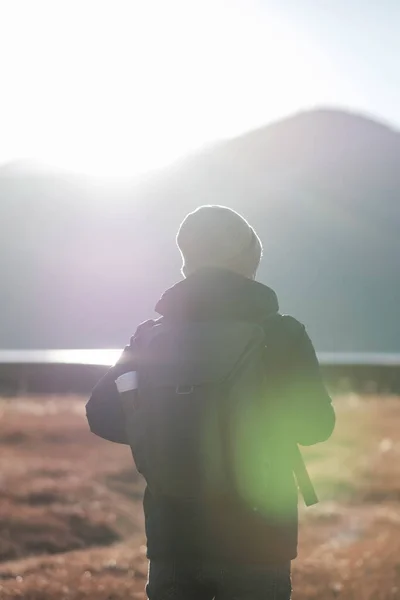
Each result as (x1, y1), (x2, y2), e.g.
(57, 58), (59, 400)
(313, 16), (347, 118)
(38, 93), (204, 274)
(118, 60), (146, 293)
(0, 394), (400, 599)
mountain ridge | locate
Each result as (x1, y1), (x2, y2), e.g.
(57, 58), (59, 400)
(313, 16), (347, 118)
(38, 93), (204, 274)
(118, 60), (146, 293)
(0, 107), (399, 352)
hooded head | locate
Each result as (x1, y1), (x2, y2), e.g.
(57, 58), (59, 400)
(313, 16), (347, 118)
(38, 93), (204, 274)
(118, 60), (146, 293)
(176, 205), (263, 279)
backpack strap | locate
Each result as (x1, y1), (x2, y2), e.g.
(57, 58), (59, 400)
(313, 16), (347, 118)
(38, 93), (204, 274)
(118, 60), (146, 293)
(129, 318), (160, 348)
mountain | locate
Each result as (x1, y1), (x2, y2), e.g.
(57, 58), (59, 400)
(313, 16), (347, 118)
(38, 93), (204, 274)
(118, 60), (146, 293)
(0, 108), (399, 351)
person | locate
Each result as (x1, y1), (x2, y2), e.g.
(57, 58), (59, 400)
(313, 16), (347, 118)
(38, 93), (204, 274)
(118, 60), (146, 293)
(86, 205), (335, 600)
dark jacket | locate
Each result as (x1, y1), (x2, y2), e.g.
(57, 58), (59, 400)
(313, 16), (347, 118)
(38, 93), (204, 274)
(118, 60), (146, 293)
(86, 268), (335, 564)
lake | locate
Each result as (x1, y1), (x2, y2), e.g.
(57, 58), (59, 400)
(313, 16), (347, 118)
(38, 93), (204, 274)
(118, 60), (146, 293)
(0, 350), (399, 367)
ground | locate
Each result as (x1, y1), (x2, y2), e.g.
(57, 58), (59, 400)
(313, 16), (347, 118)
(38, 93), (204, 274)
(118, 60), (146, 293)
(0, 394), (399, 599)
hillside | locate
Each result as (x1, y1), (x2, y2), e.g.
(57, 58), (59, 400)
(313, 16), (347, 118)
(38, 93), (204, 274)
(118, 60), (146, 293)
(0, 108), (399, 351)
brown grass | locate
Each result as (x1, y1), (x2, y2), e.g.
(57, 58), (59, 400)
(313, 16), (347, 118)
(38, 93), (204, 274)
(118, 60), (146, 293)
(0, 394), (400, 599)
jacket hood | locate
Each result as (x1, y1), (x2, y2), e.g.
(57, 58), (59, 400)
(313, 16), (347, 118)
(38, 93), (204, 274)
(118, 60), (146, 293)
(155, 268), (279, 322)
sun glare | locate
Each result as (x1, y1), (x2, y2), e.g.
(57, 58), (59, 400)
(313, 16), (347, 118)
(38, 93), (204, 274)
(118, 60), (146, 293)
(1, 0), (329, 179)
(40, 138), (191, 179)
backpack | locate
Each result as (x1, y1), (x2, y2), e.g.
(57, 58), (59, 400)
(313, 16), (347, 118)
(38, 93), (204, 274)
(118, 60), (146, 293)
(119, 316), (317, 507)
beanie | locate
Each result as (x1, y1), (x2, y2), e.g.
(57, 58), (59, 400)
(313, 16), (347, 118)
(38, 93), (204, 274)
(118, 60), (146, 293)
(176, 205), (263, 278)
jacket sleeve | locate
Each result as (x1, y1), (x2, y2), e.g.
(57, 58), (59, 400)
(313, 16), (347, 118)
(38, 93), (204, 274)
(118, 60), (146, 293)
(85, 347), (132, 444)
(85, 319), (155, 444)
(282, 319), (336, 446)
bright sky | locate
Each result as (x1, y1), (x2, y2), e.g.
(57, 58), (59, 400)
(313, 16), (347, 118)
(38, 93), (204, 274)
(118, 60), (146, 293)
(0, 0), (399, 177)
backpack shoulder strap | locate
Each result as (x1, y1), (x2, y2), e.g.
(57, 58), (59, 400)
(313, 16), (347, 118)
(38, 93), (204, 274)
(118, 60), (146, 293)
(129, 318), (160, 347)
(113, 318), (161, 374)
(261, 312), (304, 340)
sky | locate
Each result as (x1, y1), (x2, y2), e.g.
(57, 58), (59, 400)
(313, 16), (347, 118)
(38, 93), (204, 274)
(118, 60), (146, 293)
(0, 0), (399, 177)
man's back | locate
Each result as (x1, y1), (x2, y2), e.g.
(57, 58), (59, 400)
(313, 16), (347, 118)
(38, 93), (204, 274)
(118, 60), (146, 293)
(86, 206), (335, 599)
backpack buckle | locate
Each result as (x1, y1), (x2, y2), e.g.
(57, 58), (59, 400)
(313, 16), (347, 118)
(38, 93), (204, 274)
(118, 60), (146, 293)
(176, 385), (194, 395)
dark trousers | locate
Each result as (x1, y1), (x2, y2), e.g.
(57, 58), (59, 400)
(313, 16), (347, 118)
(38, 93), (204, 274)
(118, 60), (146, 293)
(146, 559), (292, 600)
